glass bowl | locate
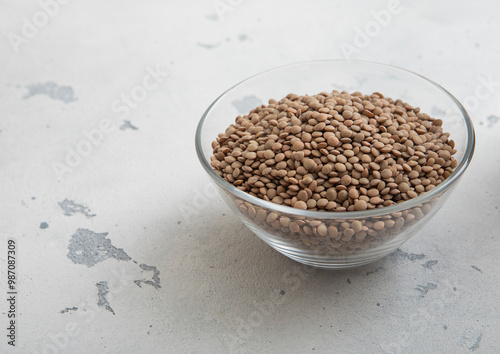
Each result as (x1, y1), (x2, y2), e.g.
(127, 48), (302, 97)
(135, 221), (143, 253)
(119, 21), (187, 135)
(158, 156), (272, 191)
(195, 60), (475, 269)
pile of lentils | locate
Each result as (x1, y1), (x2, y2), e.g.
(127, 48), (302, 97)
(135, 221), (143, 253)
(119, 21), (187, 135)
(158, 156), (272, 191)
(210, 90), (457, 212)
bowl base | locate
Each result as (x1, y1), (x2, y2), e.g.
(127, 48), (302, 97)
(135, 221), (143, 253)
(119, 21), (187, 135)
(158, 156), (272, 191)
(245, 223), (417, 269)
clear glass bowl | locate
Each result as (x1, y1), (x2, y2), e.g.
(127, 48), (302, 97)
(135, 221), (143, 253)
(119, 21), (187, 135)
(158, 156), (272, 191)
(195, 60), (475, 269)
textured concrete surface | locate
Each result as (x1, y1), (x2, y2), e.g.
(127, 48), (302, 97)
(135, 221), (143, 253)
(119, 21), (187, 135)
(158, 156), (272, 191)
(0, 0), (499, 353)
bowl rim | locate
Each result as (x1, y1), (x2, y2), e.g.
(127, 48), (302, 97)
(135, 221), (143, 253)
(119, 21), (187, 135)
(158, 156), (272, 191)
(195, 59), (475, 219)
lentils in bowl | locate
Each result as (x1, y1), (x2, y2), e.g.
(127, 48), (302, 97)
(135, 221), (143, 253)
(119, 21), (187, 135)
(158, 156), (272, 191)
(196, 60), (474, 268)
(210, 90), (457, 212)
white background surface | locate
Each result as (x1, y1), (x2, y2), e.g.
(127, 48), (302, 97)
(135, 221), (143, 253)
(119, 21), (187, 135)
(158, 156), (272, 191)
(0, 0), (499, 353)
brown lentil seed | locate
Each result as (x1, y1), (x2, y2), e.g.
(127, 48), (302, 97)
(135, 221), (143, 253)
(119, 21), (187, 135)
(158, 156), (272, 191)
(292, 141), (305, 151)
(294, 201), (307, 210)
(373, 221), (385, 231)
(354, 199), (367, 211)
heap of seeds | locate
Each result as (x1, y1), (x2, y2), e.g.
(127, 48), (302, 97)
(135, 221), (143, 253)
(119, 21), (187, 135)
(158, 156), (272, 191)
(210, 90), (457, 212)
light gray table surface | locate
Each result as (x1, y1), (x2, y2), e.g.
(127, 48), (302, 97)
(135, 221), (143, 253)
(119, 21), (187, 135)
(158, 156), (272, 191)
(1, 1), (499, 353)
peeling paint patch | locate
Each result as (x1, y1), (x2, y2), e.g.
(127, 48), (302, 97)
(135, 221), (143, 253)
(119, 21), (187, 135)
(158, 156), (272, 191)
(134, 264), (161, 289)
(391, 248), (425, 261)
(238, 34), (249, 42)
(231, 95), (262, 114)
(461, 327), (484, 351)
(431, 106), (446, 116)
(422, 260), (438, 269)
(197, 42), (220, 50)
(23, 82), (77, 103)
(366, 266), (383, 275)
(415, 283), (437, 297)
(469, 333), (482, 351)
(205, 13), (218, 21)
(58, 199), (96, 218)
(120, 120), (138, 131)
(96, 281), (115, 315)
(60, 307), (78, 314)
(487, 115), (499, 128)
(67, 229), (131, 267)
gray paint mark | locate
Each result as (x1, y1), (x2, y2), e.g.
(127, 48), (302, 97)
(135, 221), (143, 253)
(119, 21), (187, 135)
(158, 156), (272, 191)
(486, 115), (499, 128)
(471, 265), (482, 273)
(23, 82), (77, 103)
(469, 333), (482, 351)
(60, 307), (78, 314)
(238, 34), (248, 41)
(422, 260), (438, 269)
(120, 120), (138, 131)
(461, 327), (484, 351)
(96, 281), (115, 315)
(366, 266), (383, 275)
(431, 106), (446, 116)
(231, 95), (262, 114)
(443, 325), (447, 330)
(58, 199), (96, 218)
(205, 13), (218, 21)
(40, 222), (49, 229)
(134, 264), (161, 289)
(415, 283), (437, 297)
(67, 229), (131, 267)
(197, 42), (220, 50)
(391, 248), (425, 261)
(32, 196), (36, 200)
